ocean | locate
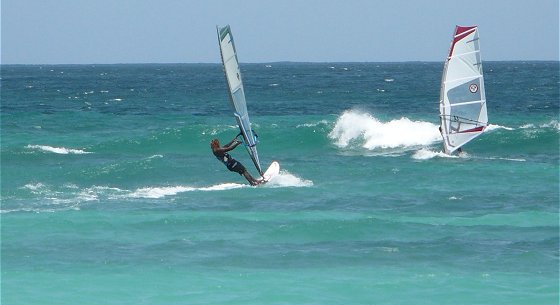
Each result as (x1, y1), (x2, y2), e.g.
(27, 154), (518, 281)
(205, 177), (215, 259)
(1, 62), (558, 304)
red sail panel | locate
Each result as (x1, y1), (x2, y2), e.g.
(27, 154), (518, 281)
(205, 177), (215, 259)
(448, 25), (477, 58)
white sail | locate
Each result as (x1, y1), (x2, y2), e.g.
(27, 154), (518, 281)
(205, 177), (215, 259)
(439, 26), (488, 154)
(217, 25), (263, 175)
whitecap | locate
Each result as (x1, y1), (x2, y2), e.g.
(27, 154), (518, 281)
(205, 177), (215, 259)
(482, 156), (526, 162)
(22, 183), (47, 191)
(296, 120), (329, 128)
(329, 110), (440, 150)
(541, 120), (559, 130)
(486, 124), (514, 131)
(519, 123), (535, 129)
(147, 154), (163, 160)
(26, 145), (92, 155)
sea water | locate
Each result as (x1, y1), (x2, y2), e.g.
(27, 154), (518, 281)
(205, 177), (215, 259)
(1, 62), (558, 304)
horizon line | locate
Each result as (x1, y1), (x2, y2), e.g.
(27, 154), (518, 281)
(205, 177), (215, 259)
(2, 60), (559, 66)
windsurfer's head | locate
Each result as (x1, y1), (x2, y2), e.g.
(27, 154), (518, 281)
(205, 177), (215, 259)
(210, 139), (220, 150)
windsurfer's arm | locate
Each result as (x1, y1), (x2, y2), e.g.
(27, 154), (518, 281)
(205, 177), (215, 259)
(223, 138), (237, 148)
(220, 139), (241, 153)
(224, 137), (242, 149)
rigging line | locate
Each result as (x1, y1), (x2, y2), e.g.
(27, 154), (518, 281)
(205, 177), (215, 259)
(439, 114), (487, 126)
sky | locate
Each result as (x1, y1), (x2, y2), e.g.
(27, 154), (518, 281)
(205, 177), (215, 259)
(2, 0), (559, 64)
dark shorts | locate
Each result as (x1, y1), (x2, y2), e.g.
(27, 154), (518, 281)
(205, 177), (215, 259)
(226, 159), (246, 175)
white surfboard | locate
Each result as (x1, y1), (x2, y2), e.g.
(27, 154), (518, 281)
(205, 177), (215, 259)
(261, 161), (280, 183)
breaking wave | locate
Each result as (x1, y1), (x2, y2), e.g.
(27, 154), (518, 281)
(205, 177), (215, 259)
(328, 110), (440, 150)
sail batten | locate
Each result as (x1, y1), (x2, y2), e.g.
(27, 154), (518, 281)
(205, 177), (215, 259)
(217, 25), (263, 175)
(450, 50), (480, 58)
(445, 100), (485, 107)
(439, 25), (488, 154)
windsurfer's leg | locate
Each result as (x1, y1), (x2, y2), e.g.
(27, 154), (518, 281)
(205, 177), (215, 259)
(241, 171), (256, 185)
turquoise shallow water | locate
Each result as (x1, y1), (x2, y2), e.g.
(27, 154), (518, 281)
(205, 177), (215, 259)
(1, 62), (559, 304)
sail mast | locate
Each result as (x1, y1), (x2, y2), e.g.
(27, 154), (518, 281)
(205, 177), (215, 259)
(217, 25), (263, 175)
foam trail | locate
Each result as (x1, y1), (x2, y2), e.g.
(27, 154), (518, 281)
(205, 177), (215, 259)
(264, 170), (313, 188)
(26, 145), (92, 154)
(486, 124), (514, 131)
(199, 183), (246, 191)
(412, 149), (459, 160)
(329, 110), (440, 150)
(127, 183), (246, 198)
(413, 149), (526, 162)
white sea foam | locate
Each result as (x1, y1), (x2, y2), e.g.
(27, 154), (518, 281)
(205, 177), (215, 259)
(412, 149), (458, 160)
(264, 170), (313, 188)
(486, 124), (514, 131)
(296, 120), (329, 128)
(329, 110), (440, 150)
(199, 183), (246, 191)
(126, 175), (312, 198)
(541, 120), (559, 130)
(482, 156), (526, 162)
(128, 186), (196, 199)
(412, 149), (526, 162)
(3, 177), (313, 214)
(519, 123), (535, 129)
(26, 145), (92, 155)
(22, 183), (48, 192)
(127, 183), (247, 198)
(147, 154), (163, 160)
(7, 183), (109, 213)
(518, 120), (558, 130)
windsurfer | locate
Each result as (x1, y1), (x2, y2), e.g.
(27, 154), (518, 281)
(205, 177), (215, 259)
(211, 137), (263, 186)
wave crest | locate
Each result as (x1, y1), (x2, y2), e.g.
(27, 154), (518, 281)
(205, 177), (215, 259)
(26, 145), (92, 154)
(328, 110), (440, 150)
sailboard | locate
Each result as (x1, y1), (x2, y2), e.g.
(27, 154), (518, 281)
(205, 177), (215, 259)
(217, 25), (263, 175)
(439, 25), (488, 154)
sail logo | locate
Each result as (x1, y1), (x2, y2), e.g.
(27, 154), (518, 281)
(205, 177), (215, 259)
(469, 83), (479, 93)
